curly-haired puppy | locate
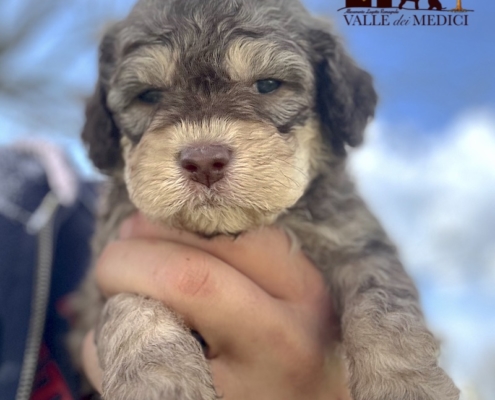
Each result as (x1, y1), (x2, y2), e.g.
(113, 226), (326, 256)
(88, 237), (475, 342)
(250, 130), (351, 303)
(72, 0), (460, 399)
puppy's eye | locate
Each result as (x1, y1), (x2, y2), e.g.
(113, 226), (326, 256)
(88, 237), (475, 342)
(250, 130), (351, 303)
(137, 89), (162, 104)
(255, 79), (282, 94)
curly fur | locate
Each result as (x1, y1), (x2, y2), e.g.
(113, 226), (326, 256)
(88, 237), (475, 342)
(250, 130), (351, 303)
(71, 0), (460, 399)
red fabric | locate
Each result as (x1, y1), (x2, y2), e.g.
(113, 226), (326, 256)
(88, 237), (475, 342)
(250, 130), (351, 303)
(31, 344), (74, 400)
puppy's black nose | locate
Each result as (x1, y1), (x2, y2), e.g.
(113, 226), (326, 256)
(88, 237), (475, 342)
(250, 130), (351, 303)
(180, 145), (231, 187)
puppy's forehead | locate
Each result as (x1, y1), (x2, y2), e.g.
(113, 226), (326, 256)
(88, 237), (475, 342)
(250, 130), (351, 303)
(120, 38), (310, 84)
(116, 0), (312, 85)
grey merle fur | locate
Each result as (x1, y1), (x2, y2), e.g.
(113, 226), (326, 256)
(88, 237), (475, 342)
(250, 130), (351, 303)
(72, 0), (460, 399)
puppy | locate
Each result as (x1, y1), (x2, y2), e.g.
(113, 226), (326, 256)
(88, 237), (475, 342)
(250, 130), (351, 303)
(72, 0), (460, 399)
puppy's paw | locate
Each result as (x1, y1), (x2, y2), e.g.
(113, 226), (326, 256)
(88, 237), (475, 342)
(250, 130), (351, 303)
(347, 362), (460, 400)
(343, 304), (460, 400)
(97, 294), (218, 400)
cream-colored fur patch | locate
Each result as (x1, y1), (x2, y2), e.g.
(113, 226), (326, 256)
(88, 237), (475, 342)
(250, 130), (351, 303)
(224, 38), (312, 85)
(290, 117), (325, 181)
(114, 45), (177, 88)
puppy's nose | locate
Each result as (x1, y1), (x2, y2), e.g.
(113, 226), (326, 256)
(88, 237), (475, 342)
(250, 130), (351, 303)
(180, 145), (231, 187)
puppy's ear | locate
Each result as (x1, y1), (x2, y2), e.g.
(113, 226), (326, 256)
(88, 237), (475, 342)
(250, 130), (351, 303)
(309, 26), (377, 155)
(82, 25), (122, 173)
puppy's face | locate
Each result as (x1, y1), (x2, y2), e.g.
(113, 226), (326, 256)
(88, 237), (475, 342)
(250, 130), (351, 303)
(83, 0), (377, 235)
(110, 32), (322, 234)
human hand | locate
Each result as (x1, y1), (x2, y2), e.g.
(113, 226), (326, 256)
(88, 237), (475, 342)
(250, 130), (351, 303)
(82, 213), (350, 400)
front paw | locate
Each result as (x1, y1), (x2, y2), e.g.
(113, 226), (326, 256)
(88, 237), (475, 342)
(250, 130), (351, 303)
(343, 310), (459, 400)
(97, 294), (218, 400)
(347, 360), (459, 400)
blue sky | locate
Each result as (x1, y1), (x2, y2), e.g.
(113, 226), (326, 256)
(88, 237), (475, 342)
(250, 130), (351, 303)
(0, 0), (494, 398)
(322, 0), (495, 133)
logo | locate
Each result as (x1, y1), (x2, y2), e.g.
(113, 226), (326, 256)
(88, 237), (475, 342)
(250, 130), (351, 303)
(338, 1), (473, 26)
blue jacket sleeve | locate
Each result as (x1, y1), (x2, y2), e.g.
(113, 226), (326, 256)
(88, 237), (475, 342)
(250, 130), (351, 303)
(0, 145), (97, 400)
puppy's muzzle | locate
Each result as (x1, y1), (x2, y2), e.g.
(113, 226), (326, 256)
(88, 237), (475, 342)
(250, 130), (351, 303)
(180, 145), (231, 188)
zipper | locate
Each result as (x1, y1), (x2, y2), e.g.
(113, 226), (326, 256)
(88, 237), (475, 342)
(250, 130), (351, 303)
(15, 192), (59, 400)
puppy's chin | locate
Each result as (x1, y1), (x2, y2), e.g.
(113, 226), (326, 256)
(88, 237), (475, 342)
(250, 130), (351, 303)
(125, 162), (303, 235)
(167, 205), (280, 236)
(132, 197), (282, 236)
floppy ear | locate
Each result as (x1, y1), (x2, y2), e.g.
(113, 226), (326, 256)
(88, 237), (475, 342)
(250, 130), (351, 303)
(309, 26), (378, 155)
(82, 26), (123, 173)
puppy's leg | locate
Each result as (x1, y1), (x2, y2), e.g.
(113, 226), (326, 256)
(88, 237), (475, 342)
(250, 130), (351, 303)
(333, 256), (460, 400)
(96, 293), (217, 400)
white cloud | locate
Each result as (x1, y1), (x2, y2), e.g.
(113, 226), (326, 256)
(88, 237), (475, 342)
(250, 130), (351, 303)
(350, 108), (495, 288)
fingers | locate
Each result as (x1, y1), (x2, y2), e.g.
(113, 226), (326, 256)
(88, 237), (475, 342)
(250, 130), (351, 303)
(95, 238), (286, 356)
(82, 330), (102, 394)
(119, 213), (326, 303)
(87, 214), (344, 399)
